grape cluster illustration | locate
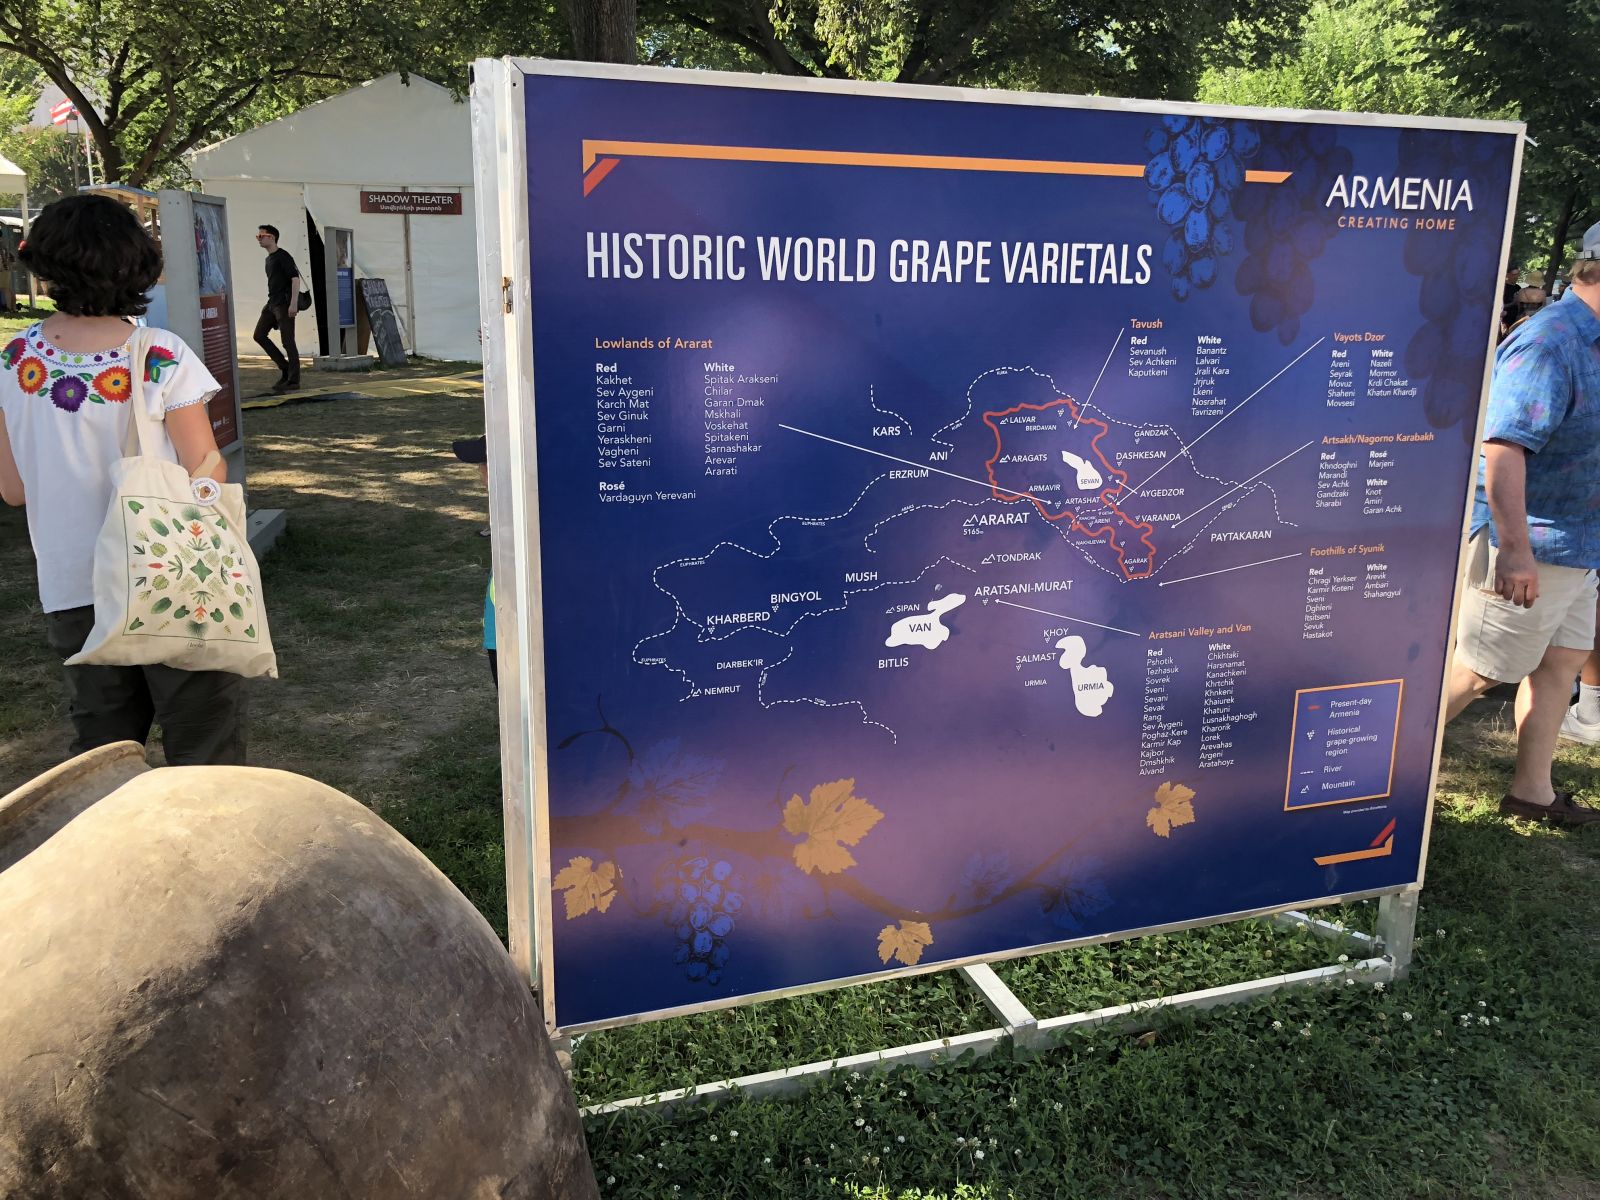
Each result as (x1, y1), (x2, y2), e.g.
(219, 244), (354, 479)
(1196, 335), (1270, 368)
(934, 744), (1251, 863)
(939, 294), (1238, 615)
(1144, 115), (1260, 301)
(1231, 126), (1354, 345)
(666, 856), (742, 984)
(1396, 130), (1505, 440)
(1037, 856), (1112, 932)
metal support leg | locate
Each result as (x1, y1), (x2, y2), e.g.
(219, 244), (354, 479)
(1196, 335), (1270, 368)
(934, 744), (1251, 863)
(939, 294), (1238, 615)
(551, 1033), (575, 1080)
(1376, 890), (1419, 979)
(959, 963), (1044, 1051)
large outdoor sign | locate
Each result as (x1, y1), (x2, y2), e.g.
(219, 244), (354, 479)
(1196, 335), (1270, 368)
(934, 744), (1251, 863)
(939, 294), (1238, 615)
(472, 61), (1522, 1034)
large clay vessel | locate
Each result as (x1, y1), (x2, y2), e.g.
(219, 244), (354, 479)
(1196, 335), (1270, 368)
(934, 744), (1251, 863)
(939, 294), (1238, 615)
(0, 743), (600, 1199)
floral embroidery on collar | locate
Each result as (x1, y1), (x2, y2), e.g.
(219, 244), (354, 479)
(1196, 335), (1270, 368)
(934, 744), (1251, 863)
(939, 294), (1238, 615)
(10, 322), (170, 410)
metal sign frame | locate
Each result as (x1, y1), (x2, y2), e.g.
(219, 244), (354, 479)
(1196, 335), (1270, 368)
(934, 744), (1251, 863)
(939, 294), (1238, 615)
(157, 190), (247, 473)
(471, 57), (1523, 1042)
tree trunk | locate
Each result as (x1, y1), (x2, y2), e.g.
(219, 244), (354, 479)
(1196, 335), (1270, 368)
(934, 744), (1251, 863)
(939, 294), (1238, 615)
(1545, 186), (1578, 288)
(561, 0), (637, 63)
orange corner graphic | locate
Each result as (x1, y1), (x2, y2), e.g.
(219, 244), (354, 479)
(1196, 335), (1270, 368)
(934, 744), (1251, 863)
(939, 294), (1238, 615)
(1314, 818), (1397, 866)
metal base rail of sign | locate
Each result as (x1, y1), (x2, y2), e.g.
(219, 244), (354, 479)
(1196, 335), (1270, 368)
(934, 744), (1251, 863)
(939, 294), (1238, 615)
(575, 892), (1416, 1118)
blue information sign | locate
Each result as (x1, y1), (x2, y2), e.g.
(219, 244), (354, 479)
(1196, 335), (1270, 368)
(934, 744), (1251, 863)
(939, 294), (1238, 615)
(499, 64), (1520, 1031)
(337, 266), (355, 328)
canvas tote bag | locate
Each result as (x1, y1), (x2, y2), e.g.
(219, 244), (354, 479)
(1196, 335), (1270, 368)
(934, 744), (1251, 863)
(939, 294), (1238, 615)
(64, 329), (278, 678)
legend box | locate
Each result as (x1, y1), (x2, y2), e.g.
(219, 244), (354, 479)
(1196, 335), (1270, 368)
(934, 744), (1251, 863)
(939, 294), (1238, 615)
(1285, 680), (1404, 810)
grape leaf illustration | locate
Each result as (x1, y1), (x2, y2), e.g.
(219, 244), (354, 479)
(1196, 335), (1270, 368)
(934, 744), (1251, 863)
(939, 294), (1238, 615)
(782, 778), (883, 875)
(877, 920), (933, 967)
(553, 856), (619, 919)
(1147, 781), (1197, 838)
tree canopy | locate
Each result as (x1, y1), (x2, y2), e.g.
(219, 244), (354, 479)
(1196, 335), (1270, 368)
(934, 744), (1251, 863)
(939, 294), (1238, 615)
(1196, 0), (1471, 118)
(1427, 0), (1598, 280)
(0, 0), (560, 189)
(638, 0), (1309, 98)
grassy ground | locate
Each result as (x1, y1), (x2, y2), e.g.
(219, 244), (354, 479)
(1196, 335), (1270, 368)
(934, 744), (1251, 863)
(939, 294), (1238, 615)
(0, 297), (54, 339)
(2, 386), (1596, 1198)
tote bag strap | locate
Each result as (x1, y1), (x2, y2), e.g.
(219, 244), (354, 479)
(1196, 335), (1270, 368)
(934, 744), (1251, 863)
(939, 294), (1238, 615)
(120, 326), (166, 459)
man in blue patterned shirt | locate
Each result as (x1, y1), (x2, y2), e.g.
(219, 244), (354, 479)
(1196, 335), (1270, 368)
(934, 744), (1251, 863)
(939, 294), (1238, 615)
(1446, 222), (1600, 827)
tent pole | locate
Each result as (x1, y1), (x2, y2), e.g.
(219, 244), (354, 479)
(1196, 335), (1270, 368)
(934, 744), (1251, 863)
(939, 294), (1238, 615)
(22, 183), (34, 307)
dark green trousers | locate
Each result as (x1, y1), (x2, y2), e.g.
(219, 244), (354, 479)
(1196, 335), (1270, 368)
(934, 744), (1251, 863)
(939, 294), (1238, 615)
(45, 606), (248, 765)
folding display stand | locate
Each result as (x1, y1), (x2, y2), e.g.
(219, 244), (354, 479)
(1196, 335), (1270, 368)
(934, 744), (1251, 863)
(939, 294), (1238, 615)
(469, 58), (1516, 1116)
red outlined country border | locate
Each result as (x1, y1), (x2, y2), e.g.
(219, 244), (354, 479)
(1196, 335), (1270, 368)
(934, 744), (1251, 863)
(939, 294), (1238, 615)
(981, 396), (1159, 582)
(581, 139), (1294, 196)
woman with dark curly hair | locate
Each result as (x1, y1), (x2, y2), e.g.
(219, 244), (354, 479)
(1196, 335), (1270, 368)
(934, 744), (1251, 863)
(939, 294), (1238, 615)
(0, 193), (247, 764)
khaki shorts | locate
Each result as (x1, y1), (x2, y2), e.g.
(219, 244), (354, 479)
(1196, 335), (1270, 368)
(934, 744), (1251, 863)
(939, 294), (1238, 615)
(1454, 528), (1598, 683)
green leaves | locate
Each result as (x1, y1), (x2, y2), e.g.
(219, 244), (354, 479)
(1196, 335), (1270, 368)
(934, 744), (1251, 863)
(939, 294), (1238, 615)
(127, 617), (144, 631)
(229, 602), (244, 619)
(127, 500), (144, 514)
(151, 597), (173, 614)
(151, 574), (169, 591)
(150, 542), (167, 556)
(190, 560), (212, 582)
(149, 518), (170, 536)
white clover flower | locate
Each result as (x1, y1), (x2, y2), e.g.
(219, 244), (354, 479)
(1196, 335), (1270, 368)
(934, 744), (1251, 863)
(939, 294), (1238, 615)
(1402, 1012), (1412, 1021)
(1436, 929), (1445, 937)
(1300, 1025), (1312, 1038)
(854, 1118), (865, 1128)
(606, 1178), (615, 1186)
(1478, 1016), (1490, 1026)
(1014, 1149), (1022, 1156)
(1374, 981), (1385, 991)
(1054, 1102), (1064, 1112)
(708, 1134), (718, 1142)
(956, 1136), (966, 1146)
(1338, 954), (1349, 963)
(897, 1135), (906, 1143)
(1477, 1001), (1486, 1008)
(762, 1157), (771, 1165)
(1008, 1096), (1019, 1108)
(974, 1149), (985, 1160)
(897, 1090), (906, 1098)
(1272, 1019), (1283, 1030)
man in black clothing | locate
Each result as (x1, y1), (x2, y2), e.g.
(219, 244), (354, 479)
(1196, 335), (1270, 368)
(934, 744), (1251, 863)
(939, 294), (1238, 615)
(254, 224), (302, 393)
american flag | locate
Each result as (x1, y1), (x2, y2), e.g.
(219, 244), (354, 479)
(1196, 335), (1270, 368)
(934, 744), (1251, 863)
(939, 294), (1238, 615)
(50, 99), (75, 125)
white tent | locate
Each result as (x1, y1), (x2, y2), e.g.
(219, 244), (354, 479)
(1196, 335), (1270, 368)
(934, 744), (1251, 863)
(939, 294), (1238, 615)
(187, 74), (479, 362)
(0, 152), (33, 306)
(0, 152), (25, 193)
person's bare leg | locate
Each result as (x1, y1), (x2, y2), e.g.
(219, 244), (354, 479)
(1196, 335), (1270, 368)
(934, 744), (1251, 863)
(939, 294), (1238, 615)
(1445, 660), (1501, 723)
(1572, 597), (1600, 720)
(1508, 644), (1590, 803)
